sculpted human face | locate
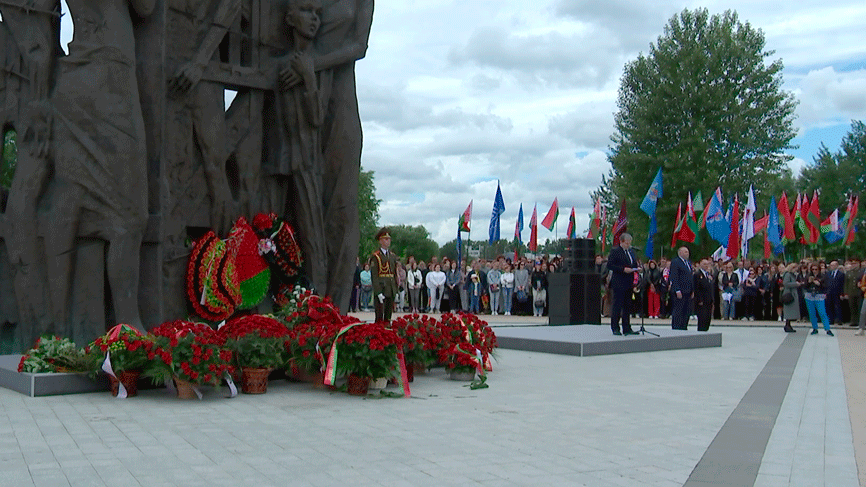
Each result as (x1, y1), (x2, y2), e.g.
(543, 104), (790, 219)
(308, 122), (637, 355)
(287, 0), (322, 39)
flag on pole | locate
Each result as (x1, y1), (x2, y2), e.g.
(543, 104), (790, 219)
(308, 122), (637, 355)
(778, 192), (795, 243)
(768, 196), (783, 254)
(612, 199), (628, 245)
(489, 183), (505, 244)
(726, 195), (740, 260)
(600, 205), (608, 253)
(705, 187), (729, 245)
(671, 202), (683, 249)
(640, 168), (663, 259)
(754, 214), (770, 258)
(528, 205), (538, 252)
(457, 223), (463, 268)
(566, 207), (577, 239)
(794, 193), (807, 244)
(741, 185), (756, 258)
(541, 198), (559, 231)
(845, 195), (859, 246)
(693, 190), (705, 228)
(458, 201), (472, 232)
(806, 190), (821, 246)
(821, 209), (843, 244)
(686, 192), (700, 244)
(514, 204), (524, 261)
(588, 198), (601, 238)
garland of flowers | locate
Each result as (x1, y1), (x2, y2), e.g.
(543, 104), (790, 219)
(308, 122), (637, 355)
(186, 230), (241, 321)
(230, 217), (271, 310)
(252, 213), (303, 282)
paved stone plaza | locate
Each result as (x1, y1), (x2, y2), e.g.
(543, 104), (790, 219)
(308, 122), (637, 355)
(0, 318), (863, 486)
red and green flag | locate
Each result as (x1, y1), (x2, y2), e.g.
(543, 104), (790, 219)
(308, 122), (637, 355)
(458, 200), (472, 232)
(588, 198), (601, 239)
(778, 191), (795, 243)
(844, 195), (859, 246)
(686, 192), (700, 244)
(541, 198), (559, 231)
(566, 207), (576, 239)
(726, 195), (740, 260)
(528, 205), (538, 252)
(805, 191), (821, 246)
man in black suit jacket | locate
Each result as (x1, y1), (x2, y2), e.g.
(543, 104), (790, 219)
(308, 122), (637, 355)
(693, 258), (715, 331)
(669, 246), (693, 330)
(826, 260), (845, 324)
(606, 233), (640, 336)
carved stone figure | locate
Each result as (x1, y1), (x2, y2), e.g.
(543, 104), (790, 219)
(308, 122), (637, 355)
(46, 0), (155, 331)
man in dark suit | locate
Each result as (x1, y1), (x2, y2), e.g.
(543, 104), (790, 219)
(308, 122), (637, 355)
(606, 233), (640, 336)
(669, 246), (693, 330)
(826, 260), (846, 324)
(369, 227), (399, 322)
(693, 258), (715, 331)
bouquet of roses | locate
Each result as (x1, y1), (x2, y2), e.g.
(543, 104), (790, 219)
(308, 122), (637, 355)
(389, 314), (440, 367)
(218, 314), (290, 369)
(18, 336), (93, 374)
(331, 322), (405, 380)
(144, 320), (233, 386)
(437, 312), (497, 372)
(87, 324), (152, 374)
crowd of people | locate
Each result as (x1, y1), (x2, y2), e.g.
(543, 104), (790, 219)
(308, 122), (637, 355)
(351, 253), (563, 317)
(598, 242), (866, 334)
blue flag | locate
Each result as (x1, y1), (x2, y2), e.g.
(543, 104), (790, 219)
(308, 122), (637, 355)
(457, 223), (463, 267)
(767, 196), (783, 254)
(514, 203), (524, 245)
(489, 183), (505, 244)
(640, 168), (662, 259)
(705, 188), (729, 245)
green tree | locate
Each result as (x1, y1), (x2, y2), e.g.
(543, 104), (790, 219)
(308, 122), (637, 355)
(357, 166), (381, 261)
(385, 225), (438, 263)
(797, 120), (866, 258)
(603, 8), (798, 260)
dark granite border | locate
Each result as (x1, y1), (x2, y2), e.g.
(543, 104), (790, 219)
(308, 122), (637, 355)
(0, 354), (108, 397)
(683, 333), (807, 487)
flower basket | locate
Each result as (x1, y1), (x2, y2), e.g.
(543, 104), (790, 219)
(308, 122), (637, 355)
(88, 324), (151, 379)
(389, 314), (440, 369)
(109, 370), (141, 397)
(438, 312), (497, 372)
(346, 373), (369, 396)
(332, 322), (405, 381)
(240, 367), (271, 394)
(283, 297), (346, 376)
(144, 320), (233, 388)
(218, 315), (291, 371)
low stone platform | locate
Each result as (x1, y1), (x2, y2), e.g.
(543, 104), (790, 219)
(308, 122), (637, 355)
(493, 324), (722, 356)
(0, 354), (107, 397)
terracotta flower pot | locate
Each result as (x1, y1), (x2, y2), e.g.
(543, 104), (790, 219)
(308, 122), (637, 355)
(241, 367), (271, 394)
(346, 374), (369, 396)
(109, 370), (140, 397)
(174, 377), (198, 399)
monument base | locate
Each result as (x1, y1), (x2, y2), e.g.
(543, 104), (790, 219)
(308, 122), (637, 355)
(0, 355), (108, 397)
(494, 325), (722, 356)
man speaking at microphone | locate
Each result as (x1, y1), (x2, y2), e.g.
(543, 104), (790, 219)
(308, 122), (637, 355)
(607, 233), (640, 336)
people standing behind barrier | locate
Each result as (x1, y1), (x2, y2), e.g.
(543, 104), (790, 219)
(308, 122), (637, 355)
(742, 268), (759, 321)
(855, 269), (866, 336)
(825, 260), (845, 325)
(468, 273), (482, 313)
(359, 263), (372, 311)
(756, 264), (771, 320)
(426, 263), (446, 313)
(531, 261), (548, 317)
(772, 263), (785, 321)
(643, 260), (662, 319)
(803, 263), (833, 336)
(501, 263), (515, 316)
(396, 261), (407, 313)
(781, 263), (800, 332)
(351, 258), (361, 312)
(733, 260), (748, 319)
(487, 261), (502, 315)
(459, 262), (470, 311)
(659, 258), (671, 319)
(419, 261), (429, 312)
(848, 260), (865, 328)
(719, 262), (739, 320)
(694, 258), (715, 331)
(514, 261), (530, 315)
(406, 261), (422, 313)
(445, 260), (461, 312)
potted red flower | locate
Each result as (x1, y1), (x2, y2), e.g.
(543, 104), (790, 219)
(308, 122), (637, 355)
(88, 324), (152, 397)
(329, 321), (405, 395)
(389, 314), (439, 381)
(218, 314), (290, 394)
(144, 320), (233, 399)
(436, 313), (497, 388)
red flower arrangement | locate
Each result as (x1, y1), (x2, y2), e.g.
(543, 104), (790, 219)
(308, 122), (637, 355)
(144, 320), (233, 386)
(252, 213), (303, 281)
(285, 314), (350, 374)
(218, 314), (290, 369)
(332, 322), (405, 380)
(186, 230), (241, 321)
(436, 312), (497, 373)
(87, 324), (152, 373)
(389, 314), (440, 367)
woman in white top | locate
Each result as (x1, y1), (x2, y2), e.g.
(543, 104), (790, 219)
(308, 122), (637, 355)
(500, 263), (515, 316)
(426, 264), (447, 313)
(406, 261), (423, 313)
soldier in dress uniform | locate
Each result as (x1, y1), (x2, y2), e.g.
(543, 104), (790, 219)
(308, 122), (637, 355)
(369, 227), (398, 322)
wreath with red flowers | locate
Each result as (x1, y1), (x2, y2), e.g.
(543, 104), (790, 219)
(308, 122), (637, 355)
(186, 230), (242, 321)
(252, 213), (304, 283)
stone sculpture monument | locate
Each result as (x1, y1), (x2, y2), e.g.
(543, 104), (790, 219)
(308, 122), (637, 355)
(0, 0), (374, 350)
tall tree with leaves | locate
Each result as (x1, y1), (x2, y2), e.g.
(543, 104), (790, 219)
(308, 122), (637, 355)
(604, 8), (798, 259)
(357, 167), (382, 261)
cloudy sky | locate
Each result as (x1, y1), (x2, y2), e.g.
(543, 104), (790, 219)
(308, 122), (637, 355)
(47, 1), (866, 245)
